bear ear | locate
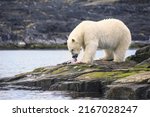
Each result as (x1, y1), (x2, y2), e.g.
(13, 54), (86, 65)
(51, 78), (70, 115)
(72, 39), (75, 42)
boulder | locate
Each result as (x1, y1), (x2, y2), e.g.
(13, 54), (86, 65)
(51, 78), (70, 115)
(127, 45), (150, 63)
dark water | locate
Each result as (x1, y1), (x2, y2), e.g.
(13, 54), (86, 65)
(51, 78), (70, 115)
(0, 50), (136, 100)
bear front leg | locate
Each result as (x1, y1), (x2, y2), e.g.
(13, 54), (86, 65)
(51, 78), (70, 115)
(81, 43), (98, 64)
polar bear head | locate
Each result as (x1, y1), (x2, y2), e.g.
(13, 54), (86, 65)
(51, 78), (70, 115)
(67, 38), (81, 59)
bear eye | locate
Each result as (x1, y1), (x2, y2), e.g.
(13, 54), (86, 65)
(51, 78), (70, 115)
(72, 39), (75, 42)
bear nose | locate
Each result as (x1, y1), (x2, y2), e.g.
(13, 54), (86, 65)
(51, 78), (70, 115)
(72, 54), (78, 59)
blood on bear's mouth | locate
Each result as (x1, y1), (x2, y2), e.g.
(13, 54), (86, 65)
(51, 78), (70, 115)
(73, 58), (77, 62)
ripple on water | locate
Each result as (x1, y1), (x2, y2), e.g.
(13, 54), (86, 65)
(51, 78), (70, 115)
(0, 90), (72, 100)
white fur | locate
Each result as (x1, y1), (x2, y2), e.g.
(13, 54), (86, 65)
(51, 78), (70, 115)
(67, 19), (132, 63)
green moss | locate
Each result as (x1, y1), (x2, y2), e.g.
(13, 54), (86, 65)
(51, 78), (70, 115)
(135, 67), (150, 71)
(43, 69), (54, 74)
(31, 59), (150, 81)
(135, 64), (150, 69)
(78, 71), (120, 79)
(51, 66), (69, 75)
(15, 73), (28, 78)
(77, 70), (143, 80)
(129, 65), (150, 72)
(115, 72), (137, 79)
(32, 66), (70, 75)
(33, 67), (46, 73)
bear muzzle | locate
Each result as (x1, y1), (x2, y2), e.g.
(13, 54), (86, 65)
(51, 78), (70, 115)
(72, 54), (78, 59)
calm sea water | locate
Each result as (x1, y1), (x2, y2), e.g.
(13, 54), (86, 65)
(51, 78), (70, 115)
(0, 50), (70, 78)
(0, 50), (136, 99)
(0, 50), (136, 78)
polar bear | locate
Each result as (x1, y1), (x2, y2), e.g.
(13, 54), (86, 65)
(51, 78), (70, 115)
(67, 19), (131, 64)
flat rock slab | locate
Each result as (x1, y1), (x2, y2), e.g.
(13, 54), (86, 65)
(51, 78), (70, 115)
(114, 72), (150, 84)
(0, 59), (150, 99)
(106, 84), (150, 99)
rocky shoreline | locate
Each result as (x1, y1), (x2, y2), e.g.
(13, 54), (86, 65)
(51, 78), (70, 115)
(0, 0), (150, 49)
(0, 45), (150, 99)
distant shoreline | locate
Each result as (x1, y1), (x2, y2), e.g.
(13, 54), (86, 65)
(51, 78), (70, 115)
(0, 43), (68, 50)
(0, 41), (149, 50)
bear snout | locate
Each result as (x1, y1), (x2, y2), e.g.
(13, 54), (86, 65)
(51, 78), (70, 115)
(72, 54), (78, 59)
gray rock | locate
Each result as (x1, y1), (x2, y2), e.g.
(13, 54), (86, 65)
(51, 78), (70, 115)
(136, 46), (150, 55)
(17, 41), (26, 48)
(106, 84), (136, 99)
(106, 84), (150, 99)
(114, 72), (150, 84)
(138, 58), (150, 66)
(127, 45), (150, 63)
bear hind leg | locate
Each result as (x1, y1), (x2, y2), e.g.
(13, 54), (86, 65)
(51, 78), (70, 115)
(101, 49), (114, 61)
(113, 46), (126, 62)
